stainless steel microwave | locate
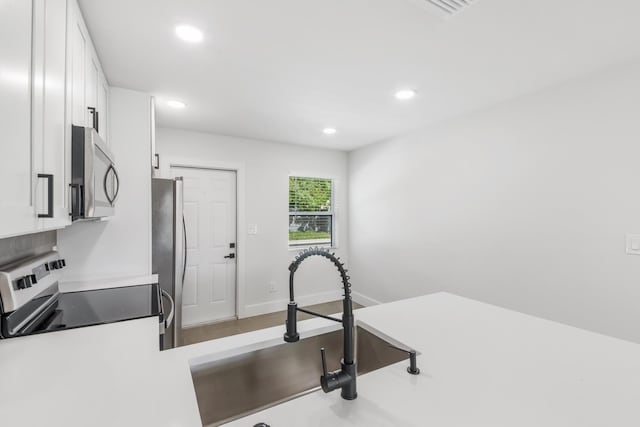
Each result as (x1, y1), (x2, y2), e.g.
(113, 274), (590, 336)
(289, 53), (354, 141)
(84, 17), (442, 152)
(70, 126), (119, 220)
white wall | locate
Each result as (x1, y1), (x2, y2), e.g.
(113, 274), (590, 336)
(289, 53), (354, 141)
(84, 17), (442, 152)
(349, 60), (640, 343)
(156, 128), (349, 318)
(58, 87), (152, 283)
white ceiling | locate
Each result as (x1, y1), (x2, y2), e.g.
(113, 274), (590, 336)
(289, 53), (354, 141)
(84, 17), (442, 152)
(79, 0), (640, 151)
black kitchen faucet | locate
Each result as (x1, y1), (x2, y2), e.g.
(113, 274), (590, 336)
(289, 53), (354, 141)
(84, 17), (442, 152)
(283, 247), (357, 400)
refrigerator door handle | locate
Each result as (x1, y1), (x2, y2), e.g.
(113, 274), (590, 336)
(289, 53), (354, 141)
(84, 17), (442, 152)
(172, 176), (185, 348)
(161, 289), (175, 329)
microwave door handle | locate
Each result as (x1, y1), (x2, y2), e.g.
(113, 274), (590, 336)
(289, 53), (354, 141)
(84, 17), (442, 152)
(103, 165), (114, 205)
(110, 165), (120, 204)
(103, 165), (120, 206)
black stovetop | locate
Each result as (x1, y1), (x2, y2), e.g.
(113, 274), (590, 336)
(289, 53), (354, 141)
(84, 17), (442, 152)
(27, 283), (162, 335)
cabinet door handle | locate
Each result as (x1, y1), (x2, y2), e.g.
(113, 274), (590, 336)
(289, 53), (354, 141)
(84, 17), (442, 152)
(87, 107), (99, 133)
(37, 174), (54, 218)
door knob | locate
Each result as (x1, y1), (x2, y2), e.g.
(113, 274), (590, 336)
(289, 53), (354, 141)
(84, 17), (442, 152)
(224, 253), (236, 259)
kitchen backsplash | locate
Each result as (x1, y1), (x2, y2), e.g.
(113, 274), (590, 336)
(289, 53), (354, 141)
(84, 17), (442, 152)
(0, 231), (57, 266)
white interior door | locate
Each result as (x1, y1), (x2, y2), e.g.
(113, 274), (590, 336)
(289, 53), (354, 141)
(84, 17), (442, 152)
(171, 167), (237, 327)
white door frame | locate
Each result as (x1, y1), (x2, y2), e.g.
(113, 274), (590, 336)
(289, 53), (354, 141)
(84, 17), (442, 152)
(160, 156), (247, 319)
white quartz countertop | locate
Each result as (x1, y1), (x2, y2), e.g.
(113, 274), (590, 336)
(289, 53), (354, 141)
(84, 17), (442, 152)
(227, 293), (640, 427)
(0, 317), (202, 427)
(2, 292), (640, 426)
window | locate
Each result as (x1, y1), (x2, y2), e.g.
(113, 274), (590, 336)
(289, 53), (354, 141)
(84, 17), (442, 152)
(289, 176), (334, 248)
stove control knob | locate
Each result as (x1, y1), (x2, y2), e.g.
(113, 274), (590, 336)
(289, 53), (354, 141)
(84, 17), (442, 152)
(29, 274), (38, 285)
(59, 259), (66, 268)
(17, 275), (33, 289)
(49, 261), (57, 270)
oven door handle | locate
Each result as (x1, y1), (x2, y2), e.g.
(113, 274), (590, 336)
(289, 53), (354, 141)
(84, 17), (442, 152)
(160, 289), (175, 329)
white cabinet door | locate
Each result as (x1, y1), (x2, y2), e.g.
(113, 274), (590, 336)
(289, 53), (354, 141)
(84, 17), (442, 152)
(87, 39), (109, 142)
(67, 0), (88, 128)
(67, 0), (109, 143)
(85, 54), (99, 128)
(0, 0), (38, 238)
(150, 97), (157, 171)
(32, 0), (69, 228)
(97, 74), (109, 143)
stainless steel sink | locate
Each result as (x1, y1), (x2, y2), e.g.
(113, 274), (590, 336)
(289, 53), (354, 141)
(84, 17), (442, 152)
(190, 326), (407, 426)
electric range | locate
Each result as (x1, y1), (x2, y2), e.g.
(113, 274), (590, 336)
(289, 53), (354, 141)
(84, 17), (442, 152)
(0, 251), (165, 339)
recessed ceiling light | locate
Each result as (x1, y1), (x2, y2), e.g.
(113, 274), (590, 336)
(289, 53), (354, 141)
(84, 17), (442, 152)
(323, 127), (337, 135)
(395, 89), (417, 100)
(175, 25), (203, 43)
(167, 100), (186, 109)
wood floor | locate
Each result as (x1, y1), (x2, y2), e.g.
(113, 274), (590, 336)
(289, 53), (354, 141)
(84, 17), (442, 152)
(181, 300), (364, 346)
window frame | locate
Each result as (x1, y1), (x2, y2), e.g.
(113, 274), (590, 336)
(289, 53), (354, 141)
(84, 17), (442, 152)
(288, 175), (336, 250)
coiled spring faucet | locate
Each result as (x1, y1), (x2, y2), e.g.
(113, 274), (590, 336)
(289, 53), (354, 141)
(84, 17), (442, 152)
(284, 247), (357, 400)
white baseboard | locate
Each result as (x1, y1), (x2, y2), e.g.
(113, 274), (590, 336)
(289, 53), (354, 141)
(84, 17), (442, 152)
(351, 291), (382, 307)
(241, 289), (343, 318)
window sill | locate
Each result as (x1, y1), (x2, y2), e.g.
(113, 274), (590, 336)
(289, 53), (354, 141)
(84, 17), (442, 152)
(288, 244), (338, 252)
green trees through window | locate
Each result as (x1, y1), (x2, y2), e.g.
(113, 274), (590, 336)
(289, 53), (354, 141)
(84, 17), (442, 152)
(289, 177), (333, 246)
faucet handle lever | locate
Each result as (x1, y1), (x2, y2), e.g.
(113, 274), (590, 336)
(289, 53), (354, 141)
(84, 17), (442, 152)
(320, 347), (328, 377)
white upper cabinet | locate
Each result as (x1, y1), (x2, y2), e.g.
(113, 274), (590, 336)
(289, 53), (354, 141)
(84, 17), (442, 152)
(0, 0), (110, 239)
(86, 56), (99, 122)
(150, 97), (157, 172)
(67, 0), (109, 142)
(67, 1), (87, 128)
(32, 0), (69, 229)
(0, 0), (38, 238)
(98, 73), (109, 142)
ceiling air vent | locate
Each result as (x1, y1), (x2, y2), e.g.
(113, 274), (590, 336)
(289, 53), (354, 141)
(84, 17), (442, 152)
(409, 0), (477, 19)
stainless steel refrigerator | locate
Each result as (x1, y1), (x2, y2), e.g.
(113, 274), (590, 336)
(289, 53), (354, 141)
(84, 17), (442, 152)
(152, 177), (185, 350)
